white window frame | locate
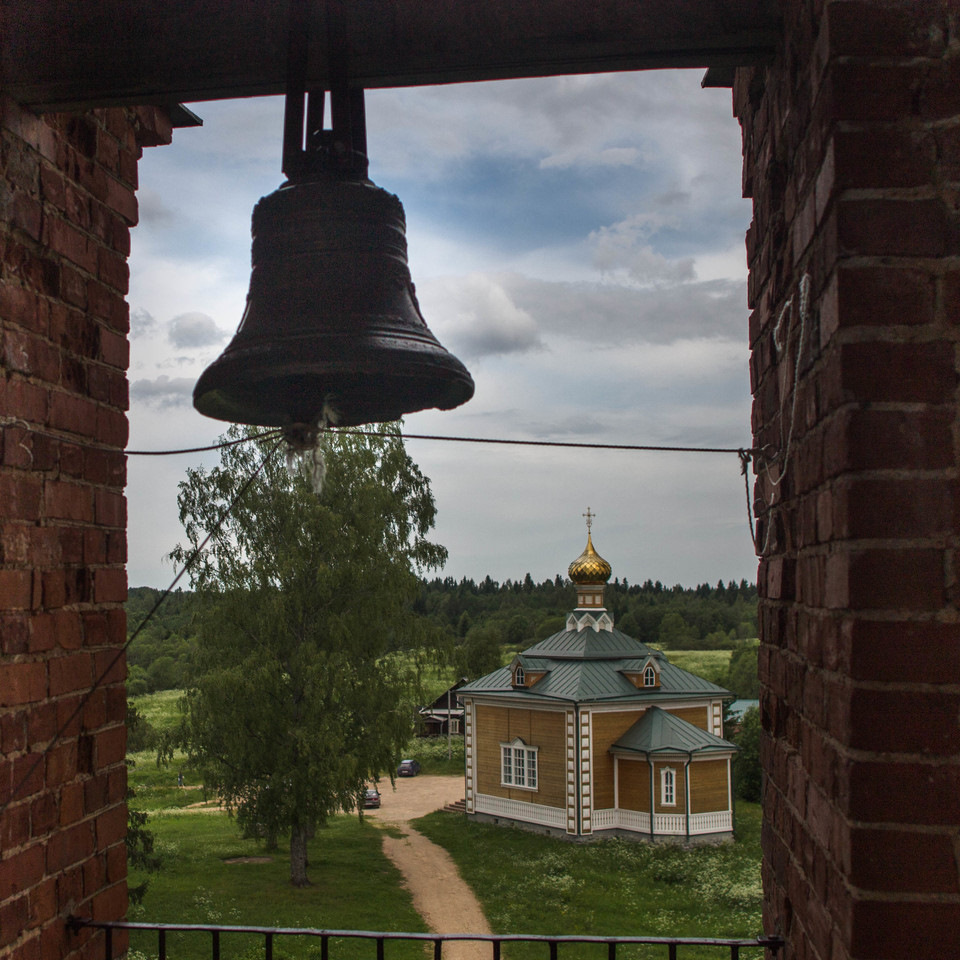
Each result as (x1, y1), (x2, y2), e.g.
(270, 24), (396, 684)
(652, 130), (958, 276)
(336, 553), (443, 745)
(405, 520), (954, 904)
(500, 738), (538, 790)
(514, 665), (525, 686)
(660, 766), (676, 806)
(643, 665), (656, 686)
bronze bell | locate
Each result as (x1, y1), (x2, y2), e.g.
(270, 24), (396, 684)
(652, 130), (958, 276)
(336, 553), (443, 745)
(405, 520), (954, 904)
(193, 86), (474, 428)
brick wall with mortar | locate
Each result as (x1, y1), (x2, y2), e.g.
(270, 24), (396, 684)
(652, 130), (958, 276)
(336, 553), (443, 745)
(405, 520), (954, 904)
(1, 98), (170, 960)
(734, 2), (960, 957)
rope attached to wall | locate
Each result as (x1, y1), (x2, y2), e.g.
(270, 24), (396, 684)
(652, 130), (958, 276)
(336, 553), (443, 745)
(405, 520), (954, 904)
(745, 273), (812, 556)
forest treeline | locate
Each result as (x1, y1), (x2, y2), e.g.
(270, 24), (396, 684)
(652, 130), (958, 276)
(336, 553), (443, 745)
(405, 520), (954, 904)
(126, 574), (758, 698)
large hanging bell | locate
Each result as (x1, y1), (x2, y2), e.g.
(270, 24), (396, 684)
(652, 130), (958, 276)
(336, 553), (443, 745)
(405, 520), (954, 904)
(192, 176), (475, 428)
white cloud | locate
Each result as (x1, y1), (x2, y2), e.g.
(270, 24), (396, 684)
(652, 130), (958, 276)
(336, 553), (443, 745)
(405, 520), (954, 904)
(130, 307), (157, 336)
(540, 146), (641, 170)
(167, 312), (228, 349)
(423, 274), (544, 359)
(589, 214), (696, 286)
(130, 375), (195, 408)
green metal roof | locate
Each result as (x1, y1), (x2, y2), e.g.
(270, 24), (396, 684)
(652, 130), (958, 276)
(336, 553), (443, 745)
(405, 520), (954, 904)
(611, 706), (736, 755)
(459, 624), (731, 705)
(523, 627), (652, 660)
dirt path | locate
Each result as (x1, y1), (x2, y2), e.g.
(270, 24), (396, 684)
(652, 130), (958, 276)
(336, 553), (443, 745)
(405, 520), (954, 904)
(367, 776), (493, 960)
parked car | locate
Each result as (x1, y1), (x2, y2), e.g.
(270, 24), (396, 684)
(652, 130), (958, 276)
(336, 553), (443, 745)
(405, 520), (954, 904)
(396, 759), (421, 777)
(362, 788), (381, 809)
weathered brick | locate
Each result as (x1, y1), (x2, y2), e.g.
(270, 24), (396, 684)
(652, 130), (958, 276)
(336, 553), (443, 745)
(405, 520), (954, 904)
(839, 340), (957, 404)
(0, 661), (47, 706)
(851, 902), (960, 958)
(849, 827), (959, 894)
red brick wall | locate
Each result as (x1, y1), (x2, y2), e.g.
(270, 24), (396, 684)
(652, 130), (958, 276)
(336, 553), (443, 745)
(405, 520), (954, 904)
(1, 98), (170, 960)
(735, 2), (960, 957)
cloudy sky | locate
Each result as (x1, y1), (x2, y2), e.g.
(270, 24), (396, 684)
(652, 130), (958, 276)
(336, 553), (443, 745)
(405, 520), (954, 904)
(126, 69), (759, 590)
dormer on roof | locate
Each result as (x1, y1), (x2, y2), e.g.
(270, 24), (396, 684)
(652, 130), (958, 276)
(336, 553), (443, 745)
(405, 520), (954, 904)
(622, 656), (660, 689)
(510, 656), (547, 689)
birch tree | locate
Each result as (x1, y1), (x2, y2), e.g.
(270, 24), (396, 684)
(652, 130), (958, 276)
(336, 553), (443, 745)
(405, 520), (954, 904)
(168, 424), (445, 886)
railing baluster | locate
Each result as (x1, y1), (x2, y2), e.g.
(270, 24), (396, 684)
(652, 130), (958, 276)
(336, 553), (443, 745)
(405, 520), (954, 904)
(67, 917), (785, 960)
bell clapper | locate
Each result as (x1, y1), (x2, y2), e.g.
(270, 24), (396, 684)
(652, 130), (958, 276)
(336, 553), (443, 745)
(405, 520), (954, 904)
(283, 401), (341, 495)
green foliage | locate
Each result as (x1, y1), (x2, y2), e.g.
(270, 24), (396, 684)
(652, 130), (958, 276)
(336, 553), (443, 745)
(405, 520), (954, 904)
(453, 623), (505, 679)
(732, 707), (762, 801)
(126, 573), (757, 691)
(126, 703), (161, 905)
(725, 641), (760, 699)
(658, 611), (694, 648)
(126, 587), (199, 693)
(126, 700), (158, 753)
(398, 736), (465, 775)
(165, 424), (446, 885)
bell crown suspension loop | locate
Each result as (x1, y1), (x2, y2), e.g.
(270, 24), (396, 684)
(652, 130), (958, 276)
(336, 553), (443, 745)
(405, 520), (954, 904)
(192, 7), (474, 430)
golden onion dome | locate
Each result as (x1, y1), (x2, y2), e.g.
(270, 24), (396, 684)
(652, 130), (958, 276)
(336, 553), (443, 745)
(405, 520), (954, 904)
(568, 532), (612, 584)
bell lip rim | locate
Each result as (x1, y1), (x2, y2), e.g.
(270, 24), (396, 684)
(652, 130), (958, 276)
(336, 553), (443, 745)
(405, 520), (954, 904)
(192, 383), (475, 429)
(192, 354), (475, 429)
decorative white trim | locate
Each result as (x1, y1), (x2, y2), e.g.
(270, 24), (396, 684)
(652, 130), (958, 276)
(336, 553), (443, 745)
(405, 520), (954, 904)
(474, 793), (566, 828)
(500, 738), (538, 790)
(592, 809), (733, 836)
(463, 699), (475, 813)
(580, 709), (592, 833)
(660, 766), (676, 806)
(565, 611), (614, 633)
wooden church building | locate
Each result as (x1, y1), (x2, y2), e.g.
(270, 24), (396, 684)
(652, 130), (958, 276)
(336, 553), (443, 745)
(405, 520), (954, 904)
(459, 516), (736, 842)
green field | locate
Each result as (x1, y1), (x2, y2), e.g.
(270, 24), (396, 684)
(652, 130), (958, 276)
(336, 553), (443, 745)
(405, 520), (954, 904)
(663, 649), (733, 686)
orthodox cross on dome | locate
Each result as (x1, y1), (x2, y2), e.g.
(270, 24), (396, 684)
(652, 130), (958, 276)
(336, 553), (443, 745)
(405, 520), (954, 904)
(583, 507), (595, 533)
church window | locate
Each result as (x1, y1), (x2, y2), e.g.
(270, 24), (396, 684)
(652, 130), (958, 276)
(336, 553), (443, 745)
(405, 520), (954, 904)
(661, 767), (676, 806)
(514, 666), (525, 686)
(501, 739), (538, 789)
(643, 665), (656, 686)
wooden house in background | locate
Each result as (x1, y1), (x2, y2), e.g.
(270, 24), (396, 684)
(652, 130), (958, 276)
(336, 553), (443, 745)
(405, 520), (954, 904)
(459, 516), (736, 842)
(418, 680), (467, 737)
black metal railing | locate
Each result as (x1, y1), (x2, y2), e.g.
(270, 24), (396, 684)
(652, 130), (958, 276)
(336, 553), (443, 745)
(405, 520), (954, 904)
(68, 918), (784, 960)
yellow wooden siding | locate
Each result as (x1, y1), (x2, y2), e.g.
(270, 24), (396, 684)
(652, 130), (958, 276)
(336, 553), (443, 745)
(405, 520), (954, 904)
(689, 759), (729, 813)
(590, 710), (645, 809)
(474, 704), (566, 806)
(617, 757), (650, 811)
(669, 705), (710, 731)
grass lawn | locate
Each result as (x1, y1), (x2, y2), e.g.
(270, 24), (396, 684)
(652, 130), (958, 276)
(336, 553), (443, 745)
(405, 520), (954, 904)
(129, 796), (764, 960)
(414, 804), (764, 960)
(127, 812), (428, 960)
